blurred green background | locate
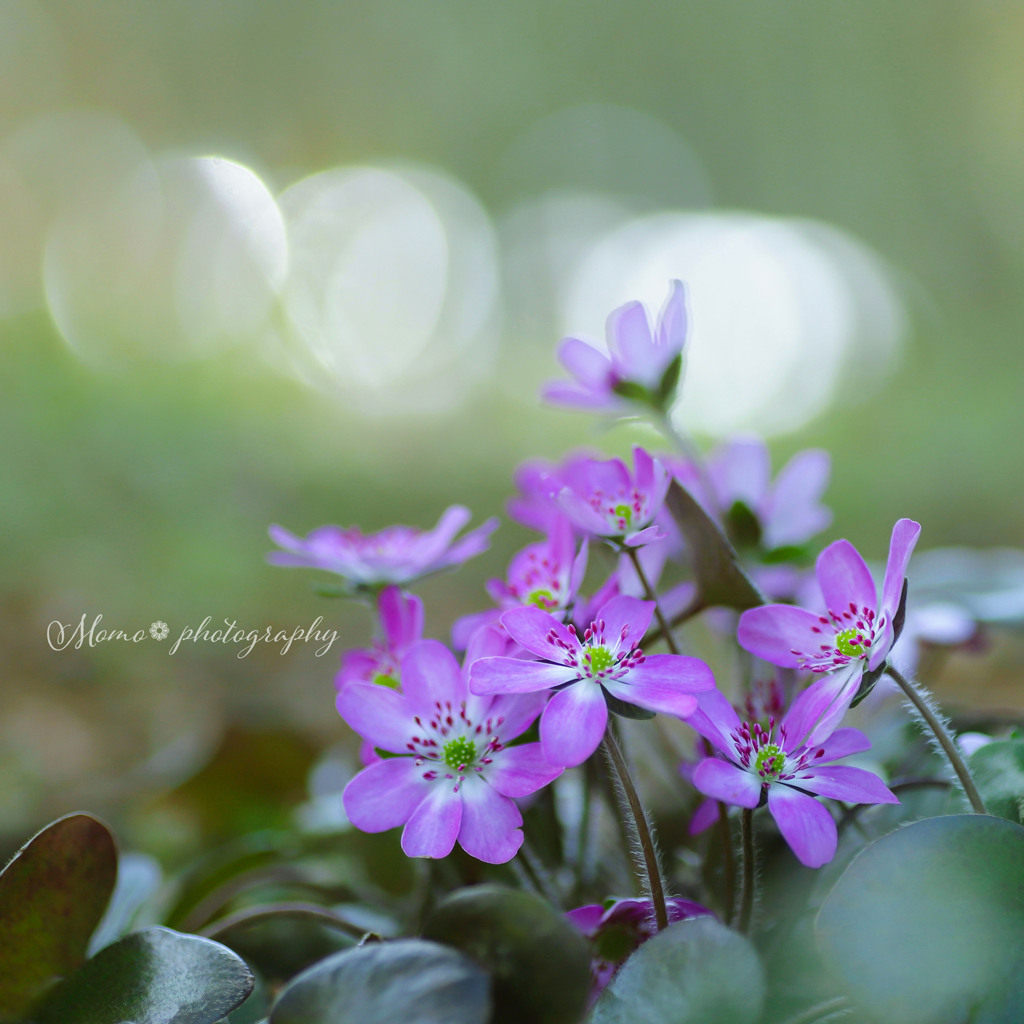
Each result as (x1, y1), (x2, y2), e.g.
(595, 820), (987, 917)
(1, 1), (1022, 851)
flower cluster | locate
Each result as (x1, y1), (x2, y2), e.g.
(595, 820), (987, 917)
(268, 281), (955, 917)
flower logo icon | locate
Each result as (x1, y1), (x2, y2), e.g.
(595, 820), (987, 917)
(149, 621), (169, 641)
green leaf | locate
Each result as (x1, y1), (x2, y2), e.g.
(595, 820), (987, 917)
(32, 926), (254, 1024)
(724, 500), (761, 550)
(589, 916), (764, 1024)
(422, 885), (591, 1024)
(611, 380), (654, 404)
(656, 354), (683, 404)
(816, 814), (1024, 1024)
(970, 740), (1024, 823)
(663, 481), (763, 612)
(269, 939), (490, 1024)
(0, 812), (118, 1018)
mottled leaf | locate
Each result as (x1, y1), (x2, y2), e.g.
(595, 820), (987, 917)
(423, 885), (590, 1024)
(269, 939), (490, 1024)
(590, 916), (764, 1024)
(32, 926), (254, 1024)
(970, 740), (1024, 823)
(0, 812), (117, 1018)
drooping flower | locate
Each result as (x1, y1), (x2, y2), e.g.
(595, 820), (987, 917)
(737, 519), (921, 675)
(339, 636), (560, 863)
(543, 281), (688, 415)
(672, 437), (832, 553)
(268, 505), (499, 590)
(567, 897), (711, 998)
(336, 585), (424, 691)
(687, 679), (898, 867)
(452, 517), (588, 649)
(470, 595), (714, 767)
(556, 447), (671, 549)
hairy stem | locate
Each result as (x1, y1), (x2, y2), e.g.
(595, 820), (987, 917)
(626, 546), (681, 655)
(737, 808), (756, 935)
(886, 663), (986, 815)
(655, 413), (720, 518)
(601, 727), (670, 931)
(779, 995), (852, 1024)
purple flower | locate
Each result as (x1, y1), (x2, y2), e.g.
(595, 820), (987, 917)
(268, 505), (499, 589)
(556, 447), (671, 548)
(336, 586), (424, 691)
(543, 281), (688, 414)
(688, 679), (898, 867)
(339, 637), (561, 864)
(470, 595), (714, 767)
(567, 897), (711, 998)
(452, 517), (589, 649)
(737, 518), (921, 675)
(673, 437), (832, 552)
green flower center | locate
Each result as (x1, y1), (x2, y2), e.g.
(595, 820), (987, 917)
(371, 672), (399, 689)
(614, 503), (633, 529)
(585, 645), (615, 675)
(442, 737), (477, 771)
(526, 588), (557, 610)
(835, 627), (867, 659)
(755, 743), (785, 780)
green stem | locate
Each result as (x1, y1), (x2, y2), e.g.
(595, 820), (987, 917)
(885, 663), (987, 815)
(197, 901), (368, 942)
(626, 546), (681, 655)
(655, 413), (721, 518)
(601, 727), (670, 931)
(717, 802), (736, 925)
(737, 808), (755, 935)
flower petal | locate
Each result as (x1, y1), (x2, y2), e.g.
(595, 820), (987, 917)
(605, 654), (712, 717)
(541, 380), (620, 412)
(378, 586), (423, 650)
(692, 758), (762, 809)
(780, 666), (860, 751)
(485, 742), (563, 798)
(881, 518), (921, 620)
(336, 683), (412, 754)
(655, 279), (688, 355)
(795, 765), (898, 805)
(343, 758), (429, 831)
(763, 448), (832, 550)
(401, 782), (462, 859)
(767, 785), (837, 868)
(441, 516), (501, 570)
(456, 776), (524, 864)
(540, 682), (607, 767)
(500, 605), (579, 661)
(737, 604), (830, 669)
(470, 656), (576, 696)
(685, 688), (743, 758)
(557, 336), (613, 388)
(593, 595), (654, 650)
(607, 300), (658, 384)
(401, 639), (466, 711)
(817, 539), (877, 618)
(816, 726), (872, 762)
(710, 438), (770, 512)
(485, 690), (548, 742)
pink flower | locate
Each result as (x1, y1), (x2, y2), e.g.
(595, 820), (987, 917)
(687, 680), (898, 867)
(673, 437), (832, 552)
(737, 519), (921, 675)
(470, 595), (714, 767)
(339, 637), (561, 864)
(543, 281), (688, 415)
(336, 586), (424, 691)
(556, 447), (671, 549)
(268, 505), (498, 589)
(567, 897), (711, 999)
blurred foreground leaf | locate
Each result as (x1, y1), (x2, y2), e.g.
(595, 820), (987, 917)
(31, 926), (254, 1024)
(969, 740), (1024, 823)
(269, 939), (490, 1024)
(664, 481), (762, 613)
(423, 884), (591, 1024)
(816, 814), (1024, 1023)
(0, 812), (117, 1018)
(589, 916), (764, 1024)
